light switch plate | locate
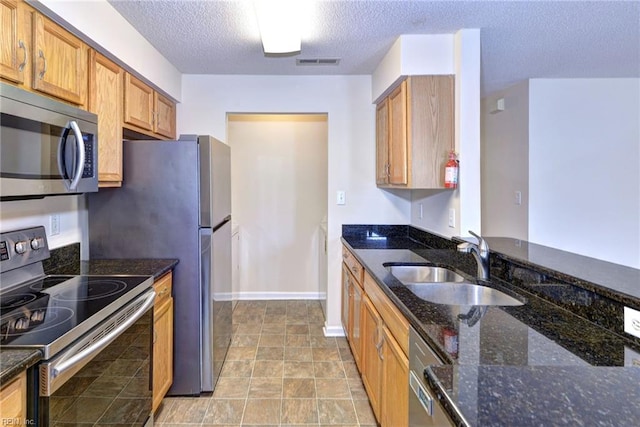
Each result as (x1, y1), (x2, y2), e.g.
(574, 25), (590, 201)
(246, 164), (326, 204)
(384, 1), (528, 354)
(336, 191), (346, 205)
(624, 306), (640, 339)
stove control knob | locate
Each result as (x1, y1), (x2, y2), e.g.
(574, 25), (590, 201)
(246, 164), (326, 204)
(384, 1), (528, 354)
(30, 237), (45, 250)
(15, 241), (29, 254)
(14, 317), (30, 331)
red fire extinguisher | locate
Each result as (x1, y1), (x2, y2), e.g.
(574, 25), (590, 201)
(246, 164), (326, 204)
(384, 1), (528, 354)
(444, 151), (459, 189)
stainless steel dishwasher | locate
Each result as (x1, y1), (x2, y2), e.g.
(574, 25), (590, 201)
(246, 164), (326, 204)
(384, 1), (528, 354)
(409, 327), (454, 426)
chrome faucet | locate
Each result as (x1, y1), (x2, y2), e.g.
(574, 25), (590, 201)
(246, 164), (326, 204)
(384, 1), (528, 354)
(457, 230), (490, 281)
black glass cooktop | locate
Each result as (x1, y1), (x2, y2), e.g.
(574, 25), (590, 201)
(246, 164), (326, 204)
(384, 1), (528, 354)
(0, 275), (152, 354)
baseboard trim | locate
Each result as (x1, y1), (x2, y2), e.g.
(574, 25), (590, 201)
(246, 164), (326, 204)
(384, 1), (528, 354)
(323, 324), (346, 337)
(234, 292), (326, 300)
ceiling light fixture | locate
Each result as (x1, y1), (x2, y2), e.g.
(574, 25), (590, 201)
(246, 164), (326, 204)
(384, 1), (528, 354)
(254, 0), (305, 55)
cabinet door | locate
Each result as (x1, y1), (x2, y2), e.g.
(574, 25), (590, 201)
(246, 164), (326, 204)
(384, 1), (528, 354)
(361, 295), (382, 422)
(0, 0), (27, 83)
(381, 325), (409, 427)
(154, 91), (176, 139)
(388, 81), (408, 185)
(124, 72), (154, 131)
(350, 278), (363, 371)
(341, 263), (351, 336)
(32, 12), (87, 105)
(0, 371), (26, 421)
(375, 98), (389, 185)
(89, 50), (123, 186)
(153, 296), (173, 412)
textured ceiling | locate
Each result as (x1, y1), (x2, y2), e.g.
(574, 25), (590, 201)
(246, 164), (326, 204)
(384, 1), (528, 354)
(108, 0), (640, 95)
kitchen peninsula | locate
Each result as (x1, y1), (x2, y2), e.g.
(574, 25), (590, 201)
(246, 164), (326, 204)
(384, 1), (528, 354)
(342, 224), (640, 426)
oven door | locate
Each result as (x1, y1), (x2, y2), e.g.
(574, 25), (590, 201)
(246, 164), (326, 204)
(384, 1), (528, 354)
(0, 83), (98, 200)
(34, 290), (155, 426)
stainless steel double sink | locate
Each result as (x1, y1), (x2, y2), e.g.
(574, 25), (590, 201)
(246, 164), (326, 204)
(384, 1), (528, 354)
(385, 264), (523, 306)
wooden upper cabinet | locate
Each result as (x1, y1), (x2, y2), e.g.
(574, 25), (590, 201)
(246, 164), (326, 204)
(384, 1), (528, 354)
(1, 0), (25, 83)
(388, 81), (409, 185)
(124, 72), (154, 131)
(154, 91), (176, 139)
(124, 72), (177, 139)
(89, 50), (123, 187)
(375, 98), (389, 186)
(375, 75), (454, 189)
(32, 11), (87, 105)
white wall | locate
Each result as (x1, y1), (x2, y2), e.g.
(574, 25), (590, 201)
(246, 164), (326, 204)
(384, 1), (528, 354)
(529, 78), (640, 268)
(481, 81), (530, 240)
(228, 114), (327, 299)
(179, 74), (411, 334)
(371, 34), (455, 103)
(34, 0), (181, 100)
(410, 29), (481, 239)
(0, 196), (88, 252)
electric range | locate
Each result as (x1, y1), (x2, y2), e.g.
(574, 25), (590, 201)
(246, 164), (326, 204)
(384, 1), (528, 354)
(0, 226), (155, 426)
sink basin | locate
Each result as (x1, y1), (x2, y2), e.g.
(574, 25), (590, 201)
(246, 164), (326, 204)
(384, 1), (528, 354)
(386, 265), (466, 283)
(404, 282), (524, 306)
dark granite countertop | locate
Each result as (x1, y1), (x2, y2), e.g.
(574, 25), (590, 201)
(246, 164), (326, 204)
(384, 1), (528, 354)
(342, 225), (640, 426)
(0, 349), (41, 386)
(425, 365), (640, 427)
(77, 258), (179, 279)
(0, 255), (178, 386)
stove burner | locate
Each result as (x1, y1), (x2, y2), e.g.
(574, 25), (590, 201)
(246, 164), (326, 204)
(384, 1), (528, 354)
(29, 277), (74, 291)
(0, 307), (74, 340)
(0, 293), (37, 309)
(52, 279), (128, 302)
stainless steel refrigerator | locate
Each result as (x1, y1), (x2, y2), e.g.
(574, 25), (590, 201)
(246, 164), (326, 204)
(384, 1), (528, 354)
(88, 135), (232, 396)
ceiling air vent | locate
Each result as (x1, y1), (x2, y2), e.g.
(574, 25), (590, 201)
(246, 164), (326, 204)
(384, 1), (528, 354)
(296, 58), (341, 66)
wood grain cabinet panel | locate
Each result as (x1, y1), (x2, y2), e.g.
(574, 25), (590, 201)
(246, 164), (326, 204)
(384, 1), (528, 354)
(89, 50), (123, 187)
(381, 325), (409, 427)
(361, 294), (383, 421)
(154, 91), (176, 139)
(124, 72), (177, 139)
(375, 75), (454, 189)
(124, 72), (154, 131)
(152, 272), (174, 413)
(32, 11), (87, 105)
(1, 0), (24, 83)
(0, 371), (26, 422)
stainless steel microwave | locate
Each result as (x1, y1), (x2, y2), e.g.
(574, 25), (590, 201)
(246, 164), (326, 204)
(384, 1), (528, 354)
(0, 83), (98, 200)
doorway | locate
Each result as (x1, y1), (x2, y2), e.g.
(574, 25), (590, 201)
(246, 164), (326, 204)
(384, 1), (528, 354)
(227, 114), (328, 305)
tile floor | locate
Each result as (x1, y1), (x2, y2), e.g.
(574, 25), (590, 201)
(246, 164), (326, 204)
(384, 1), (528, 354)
(154, 300), (377, 426)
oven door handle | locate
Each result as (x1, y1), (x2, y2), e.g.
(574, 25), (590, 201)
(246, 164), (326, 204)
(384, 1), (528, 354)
(51, 290), (156, 378)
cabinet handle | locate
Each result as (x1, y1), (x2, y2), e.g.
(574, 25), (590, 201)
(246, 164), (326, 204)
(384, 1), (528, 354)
(153, 330), (158, 344)
(385, 163), (390, 177)
(377, 334), (385, 360)
(18, 40), (27, 71)
(351, 265), (358, 274)
(158, 287), (169, 297)
(38, 50), (47, 79)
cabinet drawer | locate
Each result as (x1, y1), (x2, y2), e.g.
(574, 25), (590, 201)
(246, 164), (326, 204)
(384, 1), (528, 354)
(364, 271), (409, 357)
(153, 271), (172, 310)
(342, 245), (364, 285)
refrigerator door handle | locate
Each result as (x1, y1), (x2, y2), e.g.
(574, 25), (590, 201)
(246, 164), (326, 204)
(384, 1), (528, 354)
(199, 227), (214, 391)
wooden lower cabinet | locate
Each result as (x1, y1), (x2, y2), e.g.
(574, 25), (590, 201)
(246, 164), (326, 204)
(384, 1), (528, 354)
(381, 325), (409, 427)
(152, 272), (174, 413)
(361, 294), (383, 421)
(342, 245), (411, 427)
(0, 371), (26, 422)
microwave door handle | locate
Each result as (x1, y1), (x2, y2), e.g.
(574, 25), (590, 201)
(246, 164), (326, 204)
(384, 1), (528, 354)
(67, 120), (85, 191)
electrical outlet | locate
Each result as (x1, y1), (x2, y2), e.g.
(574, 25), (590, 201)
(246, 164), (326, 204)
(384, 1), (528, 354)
(50, 214), (60, 236)
(448, 208), (455, 228)
(514, 191), (522, 205)
(624, 307), (640, 339)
